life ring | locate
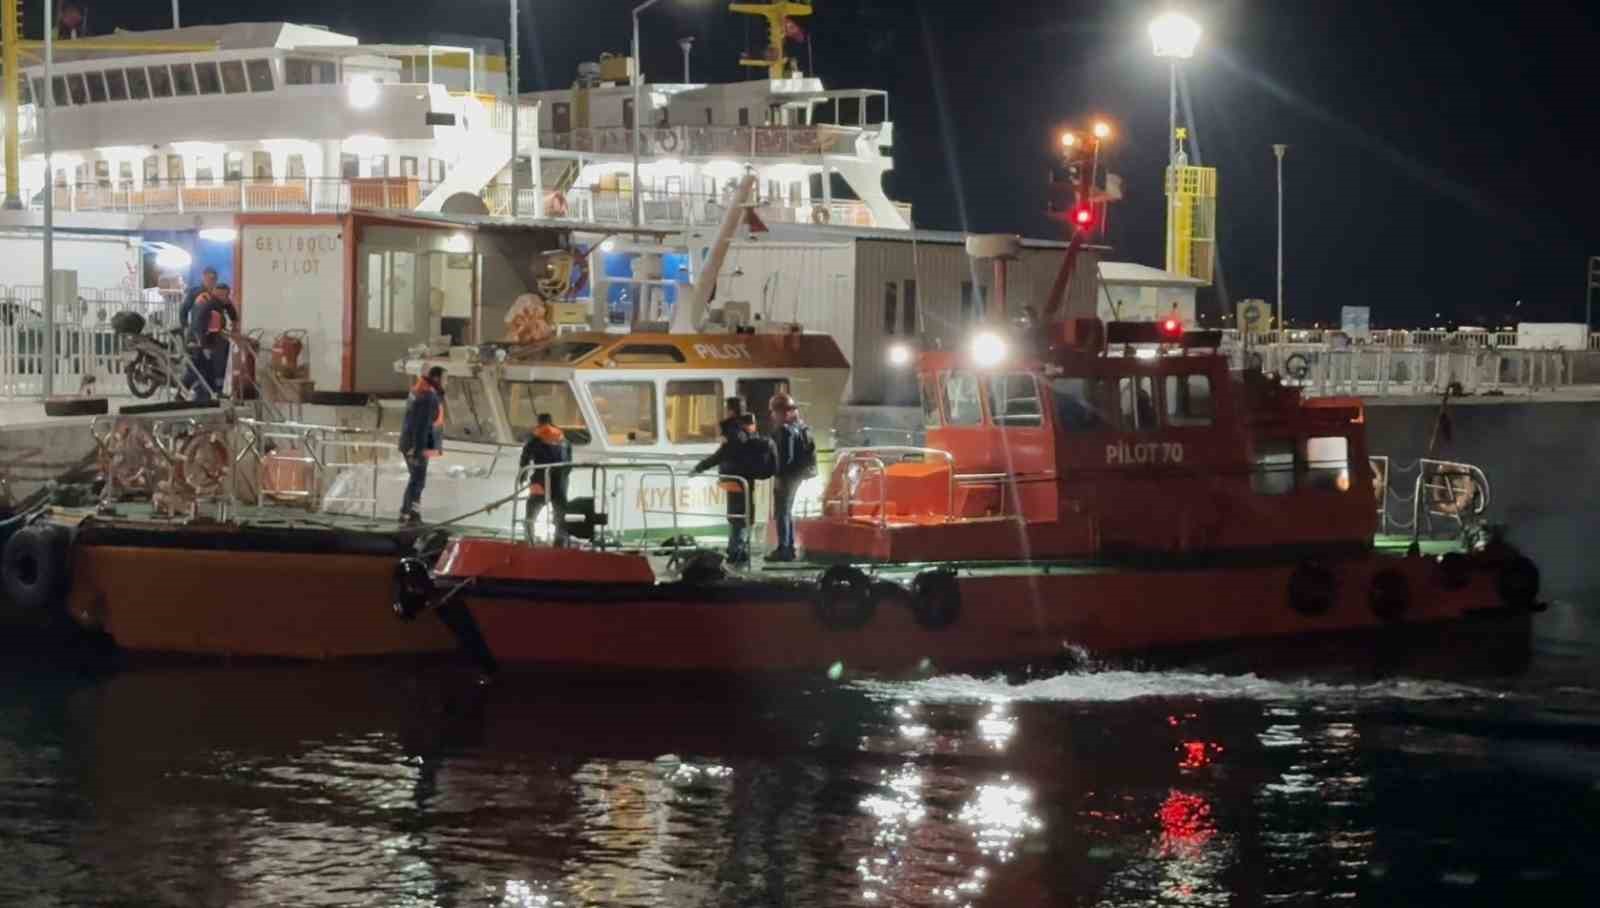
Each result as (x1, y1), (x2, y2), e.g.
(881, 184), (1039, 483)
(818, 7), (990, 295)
(1368, 569), (1410, 622)
(1286, 561), (1338, 617)
(546, 191), (569, 217)
(1430, 469), (1479, 516)
(178, 431), (230, 497)
(909, 568), (961, 631)
(1437, 551), (1472, 591)
(104, 420), (157, 494)
(815, 564), (874, 631)
(1496, 555), (1540, 612)
(2, 523), (72, 618)
(1283, 353), (1311, 381)
(392, 559), (434, 621)
(812, 204), (831, 225)
(654, 128), (678, 152)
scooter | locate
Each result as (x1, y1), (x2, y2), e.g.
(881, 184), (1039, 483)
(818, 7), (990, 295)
(112, 311), (209, 400)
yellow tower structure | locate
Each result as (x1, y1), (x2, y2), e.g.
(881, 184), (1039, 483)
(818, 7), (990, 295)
(0, 0), (212, 207)
(1164, 130), (1217, 284)
(730, 0), (812, 79)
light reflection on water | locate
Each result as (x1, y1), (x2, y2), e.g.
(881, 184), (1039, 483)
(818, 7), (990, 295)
(3, 613), (1600, 907)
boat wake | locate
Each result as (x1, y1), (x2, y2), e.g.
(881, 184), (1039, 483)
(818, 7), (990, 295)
(855, 668), (1507, 706)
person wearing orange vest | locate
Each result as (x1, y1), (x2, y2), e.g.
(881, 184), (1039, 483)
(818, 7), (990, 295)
(519, 413), (573, 545)
(398, 366), (446, 524)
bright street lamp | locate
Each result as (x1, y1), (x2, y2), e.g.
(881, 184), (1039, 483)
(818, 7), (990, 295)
(1092, 121), (1113, 140)
(1060, 131), (1078, 149)
(1150, 11), (1201, 273)
(1149, 12), (1202, 60)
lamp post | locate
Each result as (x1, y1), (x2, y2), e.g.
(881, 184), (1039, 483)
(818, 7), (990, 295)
(509, 0), (520, 218)
(631, 0), (665, 227)
(1274, 144), (1287, 335)
(679, 36), (694, 82)
(1149, 12), (1201, 272)
(42, 0), (55, 397)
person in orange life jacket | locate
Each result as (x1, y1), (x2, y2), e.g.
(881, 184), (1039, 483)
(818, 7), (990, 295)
(767, 392), (816, 562)
(519, 413), (573, 545)
(178, 268), (217, 399)
(187, 283), (239, 403)
(398, 367), (447, 524)
(691, 397), (761, 565)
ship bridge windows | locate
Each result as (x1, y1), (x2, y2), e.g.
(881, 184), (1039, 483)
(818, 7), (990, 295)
(147, 66), (174, 98)
(590, 381), (658, 446)
(124, 68), (150, 100)
(171, 64), (198, 97)
(920, 375), (942, 429)
(1117, 376), (1157, 431)
(989, 373), (1043, 427)
(105, 70), (128, 101)
(67, 74), (88, 106)
(220, 61), (248, 94)
(195, 61), (223, 95)
(443, 377), (493, 442)
(1050, 377), (1113, 432)
(507, 381), (590, 444)
(50, 76), (68, 106)
(285, 58), (335, 86)
(611, 344), (685, 364)
(943, 372), (983, 426)
(247, 59), (276, 92)
(1164, 374), (1213, 427)
(666, 380), (723, 444)
(85, 72), (108, 103)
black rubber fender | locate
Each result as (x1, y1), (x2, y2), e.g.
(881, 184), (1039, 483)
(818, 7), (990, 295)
(392, 558), (434, 621)
(1368, 568), (1410, 622)
(1287, 561), (1338, 617)
(44, 396), (109, 417)
(306, 391), (374, 407)
(909, 568), (962, 631)
(815, 565), (875, 631)
(1497, 555), (1541, 612)
(2, 523), (72, 617)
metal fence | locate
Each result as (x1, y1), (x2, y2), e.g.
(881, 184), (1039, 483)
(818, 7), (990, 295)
(1236, 343), (1575, 397)
(488, 184), (909, 229)
(0, 286), (181, 398)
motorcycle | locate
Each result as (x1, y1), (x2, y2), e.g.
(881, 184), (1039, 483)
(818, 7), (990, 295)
(113, 311), (203, 400)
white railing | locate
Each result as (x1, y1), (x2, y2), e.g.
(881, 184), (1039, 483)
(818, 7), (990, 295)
(1236, 344), (1573, 397)
(1222, 328), (1584, 350)
(28, 178), (441, 216)
(543, 123), (868, 159)
(1, 286), (181, 398)
(490, 183), (909, 229)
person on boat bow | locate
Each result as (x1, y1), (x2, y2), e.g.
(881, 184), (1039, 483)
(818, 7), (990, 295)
(520, 413), (573, 545)
(398, 366), (447, 525)
(186, 282), (239, 403)
(691, 398), (776, 567)
(767, 392), (817, 563)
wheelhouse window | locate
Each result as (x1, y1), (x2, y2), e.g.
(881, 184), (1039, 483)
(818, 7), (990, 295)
(1050, 377), (1112, 432)
(147, 66), (174, 98)
(50, 76), (68, 106)
(665, 380), (723, 444)
(1164, 374), (1213, 427)
(246, 59), (276, 92)
(611, 344), (685, 364)
(943, 372), (983, 426)
(429, 158), (446, 183)
(220, 61), (248, 94)
(1304, 436), (1351, 492)
(283, 58), (331, 86)
(85, 72), (108, 103)
(443, 377), (492, 441)
(506, 381), (589, 443)
(590, 381), (658, 445)
(988, 373), (1043, 427)
(171, 64), (197, 96)
(1117, 376), (1157, 431)
(1251, 439), (1296, 495)
(505, 341), (601, 364)
(105, 70), (128, 101)
(224, 152), (244, 182)
(920, 375), (942, 429)
(124, 68), (150, 100)
(195, 62), (223, 95)
(67, 74), (88, 105)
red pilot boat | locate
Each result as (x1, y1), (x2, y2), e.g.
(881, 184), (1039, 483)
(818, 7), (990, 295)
(404, 319), (1542, 676)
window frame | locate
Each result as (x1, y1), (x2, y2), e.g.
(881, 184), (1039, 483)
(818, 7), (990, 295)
(104, 69), (128, 101)
(664, 379), (725, 445)
(66, 74), (88, 106)
(147, 66), (174, 99)
(1116, 375), (1158, 432)
(987, 372), (1044, 428)
(246, 59), (276, 92)
(170, 63), (198, 97)
(219, 60), (248, 94)
(84, 72), (108, 103)
(943, 371), (984, 427)
(194, 61), (223, 95)
(124, 68), (150, 100)
(1163, 373), (1214, 428)
(589, 380), (660, 446)
(505, 380), (590, 444)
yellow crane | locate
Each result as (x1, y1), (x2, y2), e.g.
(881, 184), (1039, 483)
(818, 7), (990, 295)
(729, 0), (811, 79)
(1, 0), (212, 207)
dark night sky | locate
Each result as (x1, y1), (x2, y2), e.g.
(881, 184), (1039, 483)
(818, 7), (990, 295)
(103, 1), (1600, 327)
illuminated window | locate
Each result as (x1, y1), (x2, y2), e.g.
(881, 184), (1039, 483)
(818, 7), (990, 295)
(166, 154), (184, 184)
(590, 381), (658, 445)
(1164, 374), (1213, 427)
(224, 152), (244, 182)
(666, 380), (723, 443)
(506, 381), (588, 443)
(1304, 436), (1350, 492)
(252, 151), (273, 180)
(1118, 376), (1157, 431)
(988, 373), (1042, 427)
(944, 372), (983, 426)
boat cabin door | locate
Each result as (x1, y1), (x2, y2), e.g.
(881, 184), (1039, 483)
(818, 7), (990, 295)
(737, 378), (790, 416)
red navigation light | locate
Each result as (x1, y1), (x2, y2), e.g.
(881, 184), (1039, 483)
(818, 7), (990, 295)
(1072, 205), (1094, 227)
(1160, 317), (1183, 338)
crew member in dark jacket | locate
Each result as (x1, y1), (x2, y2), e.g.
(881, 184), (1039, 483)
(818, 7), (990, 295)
(767, 392), (814, 562)
(519, 413), (573, 545)
(692, 397), (754, 565)
(398, 366), (446, 524)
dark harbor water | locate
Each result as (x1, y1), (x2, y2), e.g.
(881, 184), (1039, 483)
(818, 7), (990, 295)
(3, 600), (1598, 907)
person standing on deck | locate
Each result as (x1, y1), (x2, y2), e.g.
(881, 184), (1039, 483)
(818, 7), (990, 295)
(187, 283), (239, 403)
(520, 413), (573, 545)
(398, 367), (447, 525)
(179, 268), (217, 398)
(692, 398), (775, 566)
(767, 392), (816, 562)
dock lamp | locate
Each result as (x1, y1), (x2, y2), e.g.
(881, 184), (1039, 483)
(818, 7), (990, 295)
(1149, 12), (1200, 168)
(887, 342), (914, 367)
(970, 329), (1009, 368)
